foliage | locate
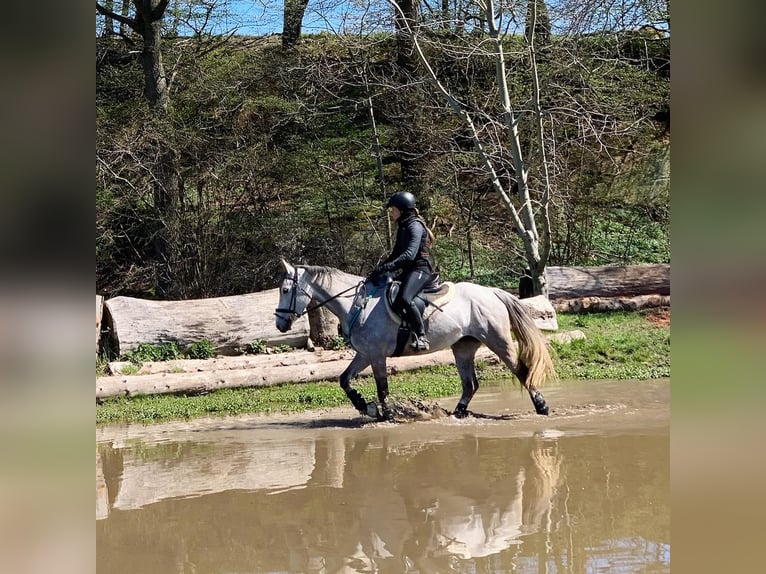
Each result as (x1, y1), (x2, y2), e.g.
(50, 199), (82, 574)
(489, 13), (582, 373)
(123, 342), (182, 364)
(324, 336), (349, 350)
(121, 340), (216, 363)
(183, 340), (216, 359)
(245, 339), (269, 355)
(97, 31), (669, 299)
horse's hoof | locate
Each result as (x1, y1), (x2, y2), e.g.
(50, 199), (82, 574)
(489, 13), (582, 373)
(532, 392), (549, 415)
(366, 402), (380, 418)
(378, 407), (394, 422)
(453, 405), (470, 419)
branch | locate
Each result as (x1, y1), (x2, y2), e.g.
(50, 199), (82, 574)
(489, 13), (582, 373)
(150, 0), (171, 22)
(96, 2), (136, 30)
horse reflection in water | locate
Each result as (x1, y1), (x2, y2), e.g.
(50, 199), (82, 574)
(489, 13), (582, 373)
(275, 261), (557, 420)
(403, 439), (563, 569)
(289, 435), (563, 574)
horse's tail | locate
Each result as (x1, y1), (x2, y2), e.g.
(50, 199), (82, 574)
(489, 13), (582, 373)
(493, 289), (558, 389)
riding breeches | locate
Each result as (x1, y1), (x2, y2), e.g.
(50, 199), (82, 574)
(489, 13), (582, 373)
(393, 268), (432, 335)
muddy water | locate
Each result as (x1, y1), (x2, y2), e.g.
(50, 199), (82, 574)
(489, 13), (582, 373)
(96, 379), (669, 573)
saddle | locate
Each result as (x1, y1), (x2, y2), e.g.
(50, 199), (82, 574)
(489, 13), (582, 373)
(384, 278), (455, 356)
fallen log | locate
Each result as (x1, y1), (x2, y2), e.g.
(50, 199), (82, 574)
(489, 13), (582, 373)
(107, 348), (357, 376)
(516, 294), (558, 331)
(552, 294), (670, 313)
(96, 331), (583, 399)
(102, 289), (309, 356)
(545, 264), (669, 300)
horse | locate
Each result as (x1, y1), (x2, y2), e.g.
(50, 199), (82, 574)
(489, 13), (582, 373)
(274, 259), (557, 420)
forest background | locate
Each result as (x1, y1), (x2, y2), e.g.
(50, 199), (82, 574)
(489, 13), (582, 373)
(96, 0), (670, 301)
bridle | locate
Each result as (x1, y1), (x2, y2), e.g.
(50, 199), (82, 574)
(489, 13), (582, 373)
(274, 267), (362, 319)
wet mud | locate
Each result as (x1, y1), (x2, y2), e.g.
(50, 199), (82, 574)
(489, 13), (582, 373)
(97, 378), (670, 573)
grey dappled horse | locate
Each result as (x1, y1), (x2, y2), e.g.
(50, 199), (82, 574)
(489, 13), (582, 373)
(274, 260), (557, 421)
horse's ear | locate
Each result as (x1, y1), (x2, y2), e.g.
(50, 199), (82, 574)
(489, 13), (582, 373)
(280, 258), (294, 274)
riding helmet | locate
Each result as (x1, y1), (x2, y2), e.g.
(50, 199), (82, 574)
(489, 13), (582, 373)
(385, 191), (416, 210)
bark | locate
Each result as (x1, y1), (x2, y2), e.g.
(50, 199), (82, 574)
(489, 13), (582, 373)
(137, 5), (170, 111)
(308, 305), (340, 347)
(394, 0), (419, 72)
(552, 295), (670, 314)
(282, 0), (310, 48)
(102, 289), (310, 356)
(545, 264), (670, 300)
(525, 0), (551, 48)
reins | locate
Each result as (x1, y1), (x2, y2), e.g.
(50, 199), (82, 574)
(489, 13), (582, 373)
(274, 268), (362, 319)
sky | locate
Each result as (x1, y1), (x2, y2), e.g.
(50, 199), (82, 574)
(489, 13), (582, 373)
(96, 1), (669, 39)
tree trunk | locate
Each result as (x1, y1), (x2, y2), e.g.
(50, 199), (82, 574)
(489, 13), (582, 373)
(120, 0), (131, 36)
(394, 0), (419, 72)
(282, 0), (310, 47)
(545, 264), (670, 299)
(97, 295), (104, 354)
(308, 306), (340, 347)
(139, 12), (169, 111)
(102, 290), (310, 357)
(101, 0), (116, 36)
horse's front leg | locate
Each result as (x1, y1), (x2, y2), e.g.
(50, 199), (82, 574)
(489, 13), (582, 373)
(370, 358), (393, 421)
(339, 353), (377, 417)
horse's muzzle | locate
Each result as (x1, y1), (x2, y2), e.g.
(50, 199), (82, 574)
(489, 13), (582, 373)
(274, 313), (293, 333)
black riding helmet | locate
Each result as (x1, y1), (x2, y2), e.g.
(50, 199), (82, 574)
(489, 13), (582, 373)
(385, 191), (416, 211)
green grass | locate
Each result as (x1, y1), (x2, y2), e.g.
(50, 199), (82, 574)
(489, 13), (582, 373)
(96, 367), (463, 426)
(96, 310), (669, 426)
(552, 310), (670, 380)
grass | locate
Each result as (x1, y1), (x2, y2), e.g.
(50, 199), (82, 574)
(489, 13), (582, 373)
(96, 310), (669, 426)
(552, 310), (670, 380)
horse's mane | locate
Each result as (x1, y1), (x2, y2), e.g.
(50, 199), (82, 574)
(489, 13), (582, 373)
(298, 265), (353, 289)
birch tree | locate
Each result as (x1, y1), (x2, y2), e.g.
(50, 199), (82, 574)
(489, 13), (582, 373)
(385, 0), (554, 295)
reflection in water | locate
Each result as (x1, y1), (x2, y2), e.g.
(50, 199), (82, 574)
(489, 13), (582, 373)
(96, 421), (669, 574)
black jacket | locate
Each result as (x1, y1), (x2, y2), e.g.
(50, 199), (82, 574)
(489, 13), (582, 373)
(384, 213), (434, 272)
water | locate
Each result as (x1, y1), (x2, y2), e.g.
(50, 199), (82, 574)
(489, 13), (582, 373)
(96, 379), (669, 573)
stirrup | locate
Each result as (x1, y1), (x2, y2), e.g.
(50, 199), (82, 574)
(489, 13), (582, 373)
(410, 334), (430, 351)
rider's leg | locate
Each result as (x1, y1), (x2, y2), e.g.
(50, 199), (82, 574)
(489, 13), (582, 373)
(399, 269), (432, 350)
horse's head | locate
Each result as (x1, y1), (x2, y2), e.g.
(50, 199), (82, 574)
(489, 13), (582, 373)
(274, 259), (313, 333)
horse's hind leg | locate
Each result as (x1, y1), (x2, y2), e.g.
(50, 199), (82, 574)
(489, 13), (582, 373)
(485, 338), (549, 415)
(451, 337), (483, 418)
(514, 361), (549, 415)
(370, 358), (394, 421)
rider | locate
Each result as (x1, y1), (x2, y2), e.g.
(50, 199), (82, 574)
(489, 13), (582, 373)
(373, 191), (436, 352)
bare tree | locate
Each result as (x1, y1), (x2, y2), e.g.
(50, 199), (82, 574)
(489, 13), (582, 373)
(97, 1), (177, 295)
(384, 0), (554, 295)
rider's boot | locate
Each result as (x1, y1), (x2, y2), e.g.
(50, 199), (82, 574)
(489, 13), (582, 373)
(410, 333), (430, 352)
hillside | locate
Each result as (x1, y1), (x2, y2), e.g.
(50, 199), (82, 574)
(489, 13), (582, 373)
(96, 32), (669, 300)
